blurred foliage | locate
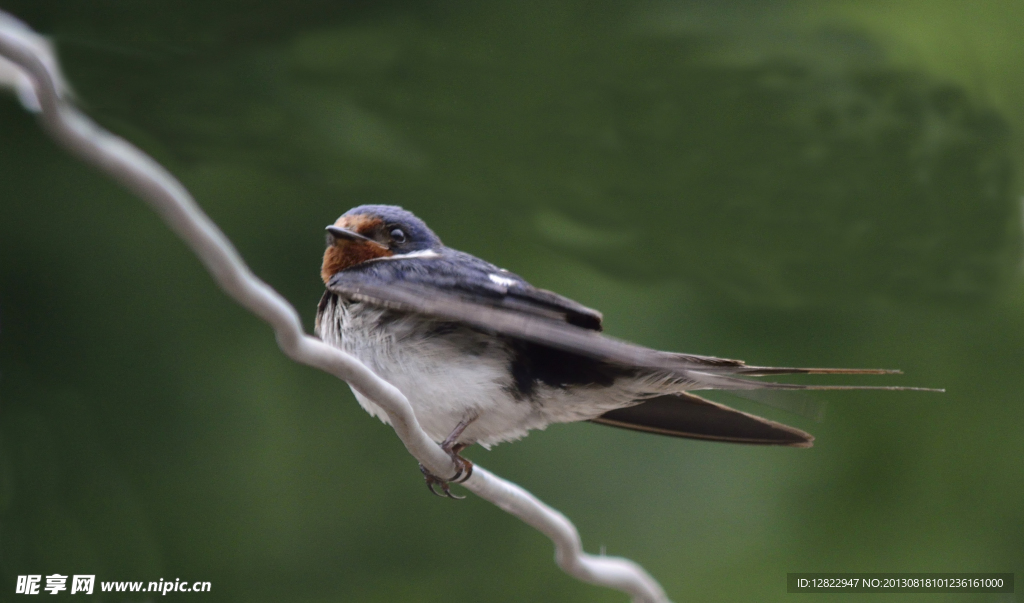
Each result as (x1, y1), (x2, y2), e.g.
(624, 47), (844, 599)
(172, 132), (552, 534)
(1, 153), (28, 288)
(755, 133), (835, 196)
(1, 1), (1022, 602)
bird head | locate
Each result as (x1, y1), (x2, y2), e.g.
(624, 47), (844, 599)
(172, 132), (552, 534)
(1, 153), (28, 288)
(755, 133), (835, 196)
(321, 205), (442, 283)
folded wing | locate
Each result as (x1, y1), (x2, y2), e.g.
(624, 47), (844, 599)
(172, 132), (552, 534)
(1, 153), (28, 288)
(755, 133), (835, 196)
(327, 262), (940, 393)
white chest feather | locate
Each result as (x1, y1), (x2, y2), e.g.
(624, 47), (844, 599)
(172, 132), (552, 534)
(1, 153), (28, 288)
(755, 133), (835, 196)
(315, 296), (671, 447)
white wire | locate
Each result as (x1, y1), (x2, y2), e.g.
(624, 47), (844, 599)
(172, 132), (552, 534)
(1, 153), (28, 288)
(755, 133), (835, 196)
(0, 14), (670, 603)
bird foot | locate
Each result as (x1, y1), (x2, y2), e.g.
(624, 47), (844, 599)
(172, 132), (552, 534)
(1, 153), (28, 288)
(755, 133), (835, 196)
(419, 443), (473, 499)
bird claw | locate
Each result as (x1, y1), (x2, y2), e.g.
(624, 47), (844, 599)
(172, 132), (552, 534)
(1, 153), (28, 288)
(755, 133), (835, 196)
(419, 448), (473, 500)
(418, 414), (477, 500)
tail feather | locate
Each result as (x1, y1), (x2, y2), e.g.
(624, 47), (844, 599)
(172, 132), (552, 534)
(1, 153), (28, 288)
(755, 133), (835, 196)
(659, 351), (909, 377)
(683, 371), (945, 393)
(726, 366), (902, 377)
(591, 392), (813, 447)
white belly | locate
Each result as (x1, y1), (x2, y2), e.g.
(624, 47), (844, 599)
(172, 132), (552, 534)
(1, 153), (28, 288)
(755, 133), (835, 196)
(317, 299), (548, 447)
(316, 297), (669, 447)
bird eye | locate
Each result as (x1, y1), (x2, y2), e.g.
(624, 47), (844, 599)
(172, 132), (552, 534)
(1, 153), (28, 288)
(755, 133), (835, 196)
(390, 228), (407, 244)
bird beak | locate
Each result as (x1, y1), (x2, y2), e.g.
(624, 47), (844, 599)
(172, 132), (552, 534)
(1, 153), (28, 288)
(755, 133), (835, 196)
(326, 225), (376, 244)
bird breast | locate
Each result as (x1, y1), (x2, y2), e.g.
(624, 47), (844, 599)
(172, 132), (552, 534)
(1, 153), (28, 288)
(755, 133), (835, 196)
(315, 294), (666, 447)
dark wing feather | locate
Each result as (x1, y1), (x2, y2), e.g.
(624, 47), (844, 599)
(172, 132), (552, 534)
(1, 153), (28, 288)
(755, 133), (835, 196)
(326, 254), (941, 392)
(591, 393), (813, 447)
(328, 269), (743, 374)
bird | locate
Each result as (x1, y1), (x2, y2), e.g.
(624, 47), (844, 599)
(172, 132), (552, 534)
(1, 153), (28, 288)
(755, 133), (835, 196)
(315, 204), (939, 498)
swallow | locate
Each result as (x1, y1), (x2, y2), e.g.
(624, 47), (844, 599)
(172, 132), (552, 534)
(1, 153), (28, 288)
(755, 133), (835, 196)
(315, 205), (938, 498)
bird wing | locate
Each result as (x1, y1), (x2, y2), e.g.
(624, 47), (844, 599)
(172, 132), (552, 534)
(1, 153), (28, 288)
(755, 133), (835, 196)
(325, 255), (939, 392)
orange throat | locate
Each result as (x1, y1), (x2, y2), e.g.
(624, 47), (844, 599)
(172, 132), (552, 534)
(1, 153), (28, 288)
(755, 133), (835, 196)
(321, 240), (392, 284)
(321, 213), (395, 284)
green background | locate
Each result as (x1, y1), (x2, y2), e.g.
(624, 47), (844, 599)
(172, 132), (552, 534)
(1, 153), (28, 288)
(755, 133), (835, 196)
(1, 1), (1021, 601)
